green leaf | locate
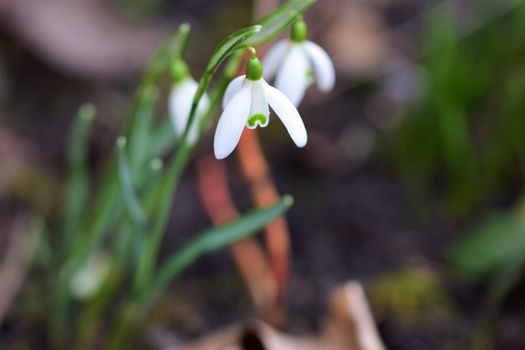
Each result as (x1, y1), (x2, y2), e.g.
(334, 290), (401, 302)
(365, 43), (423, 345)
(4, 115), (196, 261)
(181, 24), (261, 142)
(449, 211), (525, 278)
(62, 104), (95, 252)
(140, 195), (294, 306)
(247, 0), (316, 46)
(126, 86), (158, 175)
(116, 137), (145, 227)
(126, 23), (190, 173)
(140, 23), (191, 88)
(134, 24), (262, 295)
(68, 24), (191, 274)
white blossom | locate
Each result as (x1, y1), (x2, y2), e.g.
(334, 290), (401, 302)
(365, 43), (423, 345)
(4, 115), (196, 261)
(263, 19), (335, 107)
(214, 56), (307, 160)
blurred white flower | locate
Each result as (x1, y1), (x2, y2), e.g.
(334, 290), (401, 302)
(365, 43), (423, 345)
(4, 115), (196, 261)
(263, 19), (335, 106)
(214, 56), (307, 160)
(168, 60), (210, 145)
(70, 253), (110, 300)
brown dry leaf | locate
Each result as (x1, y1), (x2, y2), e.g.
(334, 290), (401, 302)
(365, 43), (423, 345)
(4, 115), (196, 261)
(166, 282), (385, 350)
(0, 215), (38, 326)
(0, 0), (167, 79)
(0, 127), (30, 197)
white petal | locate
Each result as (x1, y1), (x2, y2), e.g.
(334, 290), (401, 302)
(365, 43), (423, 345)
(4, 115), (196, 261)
(214, 82), (252, 159)
(304, 41), (335, 92)
(263, 81), (307, 148)
(169, 79), (194, 139)
(191, 92), (211, 143)
(275, 44), (311, 107)
(169, 79), (209, 145)
(262, 39), (289, 80)
(223, 75), (245, 108)
(247, 81), (270, 129)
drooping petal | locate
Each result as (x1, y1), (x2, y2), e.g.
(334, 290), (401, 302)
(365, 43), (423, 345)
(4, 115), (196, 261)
(223, 75), (245, 108)
(274, 44), (311, 107)
(263, 81), (307, 147)
(304, 41), (335, 92)
(247, 81), (270, 129)
(169, 79), (210, 145)
(262, 39), (289, 80)
(169, 79), (196, 143)
(214, 82), (252, 159)
(193, 91), (211, 140)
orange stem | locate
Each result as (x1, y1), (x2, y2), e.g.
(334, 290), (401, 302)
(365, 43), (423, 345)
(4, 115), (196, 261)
(195, 155), (282, 323)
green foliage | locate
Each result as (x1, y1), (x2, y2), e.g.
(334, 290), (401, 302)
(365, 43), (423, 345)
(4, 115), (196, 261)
(369, 266), (455, 323)
(61, 104), (95, 250)
(449, 209), (525, 279)
(142, 196), (294, 308)
(20, 1), (318, 348)
(248, 0), (316, 45)
(449, 200), (525, 314)
(389, 4), (525, 214)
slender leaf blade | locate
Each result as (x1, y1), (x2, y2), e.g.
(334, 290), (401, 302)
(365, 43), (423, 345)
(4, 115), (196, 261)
(135, 24), (262, 294)
(141, 195), (294, 305)
(62, 104), (95, 251)
(247, 0), (316, 46)
(449, 212), (525, 278)
(116, 137), (145, 227)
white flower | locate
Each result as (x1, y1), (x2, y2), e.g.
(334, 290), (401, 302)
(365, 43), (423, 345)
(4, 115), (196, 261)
(168, 61), (210, 145)
(214, 56), (307, 160)
(263, 19), (335, 107)
(70, 253), (110, 300)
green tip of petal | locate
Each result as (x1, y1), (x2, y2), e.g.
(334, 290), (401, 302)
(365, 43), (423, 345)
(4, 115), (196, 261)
(246, 56), (263, 81)
(248, 113), (268, 128)
(306, 69), (314, 79)
(291, 18), (308, 43)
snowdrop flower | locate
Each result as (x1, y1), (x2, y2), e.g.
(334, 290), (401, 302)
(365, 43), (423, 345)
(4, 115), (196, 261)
(168, 60), (210, 145)
(214, 54), (307, 159)
(70, 252), (110, 300)
(263, 18), (335, 106)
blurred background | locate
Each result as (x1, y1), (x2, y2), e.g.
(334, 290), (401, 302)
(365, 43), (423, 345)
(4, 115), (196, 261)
(1, 0), (525, 349)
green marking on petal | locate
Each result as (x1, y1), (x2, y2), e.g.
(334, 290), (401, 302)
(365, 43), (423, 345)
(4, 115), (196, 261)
(248, 114), (268, 128)
(306, 69), (314, 79)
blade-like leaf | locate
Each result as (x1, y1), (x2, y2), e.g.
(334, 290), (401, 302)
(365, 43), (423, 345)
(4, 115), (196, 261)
(116, 137), (145, 227)
(140, 23), (191, 89)
(126, 86), (158, 175)
(69, 24), (191, 273)
(247, 0), (316, 46)
(134, 24), (262, 295)
(181, 24), (261, 142)
(62, 104), (95, 252)
(127, 23), (190, 173)
(449, 212), (525, 278)
(140, 195), (294, 306)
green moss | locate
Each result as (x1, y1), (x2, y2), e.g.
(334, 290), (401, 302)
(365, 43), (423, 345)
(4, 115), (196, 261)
(368, 266), (456, 323)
